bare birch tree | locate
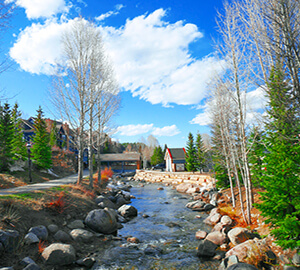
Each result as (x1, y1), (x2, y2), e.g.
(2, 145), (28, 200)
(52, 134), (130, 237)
(51, 18), (119, 185)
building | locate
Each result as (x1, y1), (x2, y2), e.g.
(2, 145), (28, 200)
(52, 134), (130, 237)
(164, 148), (186, 172)
(99, 152), (141, 173)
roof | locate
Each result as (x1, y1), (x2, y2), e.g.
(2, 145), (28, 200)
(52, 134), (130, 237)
(166, 148), (186, 160)
(99, 152), (141, 162)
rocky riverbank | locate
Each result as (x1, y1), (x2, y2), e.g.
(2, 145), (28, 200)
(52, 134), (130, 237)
(0, 175), (299, 270)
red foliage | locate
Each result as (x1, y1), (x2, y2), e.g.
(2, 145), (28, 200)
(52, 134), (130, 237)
(45, 191), (66, 213)
(38, 240), (46, 254)
(101, 167), (113, 181)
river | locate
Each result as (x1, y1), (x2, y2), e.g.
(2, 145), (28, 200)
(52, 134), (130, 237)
(93, 181), (220, 270)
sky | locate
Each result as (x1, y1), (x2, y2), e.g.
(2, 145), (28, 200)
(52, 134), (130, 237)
(0, 0), (266, 148)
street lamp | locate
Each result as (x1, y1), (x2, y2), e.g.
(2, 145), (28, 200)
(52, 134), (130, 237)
(26, 142), (32, 183)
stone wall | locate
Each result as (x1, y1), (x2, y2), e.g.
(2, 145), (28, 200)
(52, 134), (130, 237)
(133, 170), (215, 187)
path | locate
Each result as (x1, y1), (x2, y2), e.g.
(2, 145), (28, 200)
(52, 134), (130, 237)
(0, 170), (89, 195)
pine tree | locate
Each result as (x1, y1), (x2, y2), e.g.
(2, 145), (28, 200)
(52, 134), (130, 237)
(49, 121), (58, 148)
(11, 103), (27, 161)
(256, 65), (300, 249)
(0, 103), (14, 172)
(196, 132), (206, 172)
(151, 146), (164, 165)
(185, 132), (197, 171)
(31, 107), (52, 170)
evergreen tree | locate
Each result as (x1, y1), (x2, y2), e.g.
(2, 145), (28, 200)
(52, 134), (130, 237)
(0, 103), (14, 171)
(49, 121), (58, 147)
(31, 107), (52, 170)
(151, 146), (164, 165)
(11, 103), (27, 161)
(195, 132), (206, 172)
(185, 132), (197, 171)
(256, 65), (300, 249)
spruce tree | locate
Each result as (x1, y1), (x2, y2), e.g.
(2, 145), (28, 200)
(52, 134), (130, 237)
(151, 146), (164, 165)
(196, 132), (206, 172)
(0, 103), (14, 172)
(11, 103), (27, 161)
(256, 65), (300, 249)
(185, 132), (197, 171)
(49, 121), (58, 148)
(31, 107), (52, 170)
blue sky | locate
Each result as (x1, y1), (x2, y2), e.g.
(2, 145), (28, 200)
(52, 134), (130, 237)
(1, 0), (231, 148)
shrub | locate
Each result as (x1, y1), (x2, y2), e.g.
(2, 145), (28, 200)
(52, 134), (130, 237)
(45, 191), (66, 214)
(101, 167), (113, 182)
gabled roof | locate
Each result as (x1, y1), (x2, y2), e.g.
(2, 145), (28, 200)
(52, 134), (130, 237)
(100, 152), (141, 162)
(165, 148), (186, 160)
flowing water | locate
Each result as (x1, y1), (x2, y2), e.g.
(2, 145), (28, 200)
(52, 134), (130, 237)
(93, 182), (220, 270)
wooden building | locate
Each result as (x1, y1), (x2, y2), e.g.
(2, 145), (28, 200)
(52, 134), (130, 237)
(164, 148), (186, 172)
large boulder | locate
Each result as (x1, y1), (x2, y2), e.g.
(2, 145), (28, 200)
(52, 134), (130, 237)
(227, 263), (259, 270)
(53, 230), (72, 243)
(95, 195), (116, 209)
(186, 200), (206, 211)
(197, 239), (218, 257)
(206, 230), (228, 246)
(42, 243), (76, 266)
(204, 213), (222, 226)
(195, 230), (207, 240)
(70, 229), (94, 243)
(176, 183), (193, 193)
(227, 227), (256, 246)
(118, 205), (138, 219)
(24, 232), (40, 245)
(67, 220), (85, 230)
(85, 209), (118, 234)
(0, 229), (20, 252)
(28, 225), (48, 241)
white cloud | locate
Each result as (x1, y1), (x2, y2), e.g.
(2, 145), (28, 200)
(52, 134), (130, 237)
(100, 8), (225, 106)
(95, 4), (125, 21)
(6, 0), (69, 19)
(117, 124), (154, 136)
(152, 125), (180, 137)
(190, 111), (211, 126)
(9, 19), (74, 75)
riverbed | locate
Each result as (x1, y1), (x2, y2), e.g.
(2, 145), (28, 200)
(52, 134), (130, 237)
(94, 181), (220, 269)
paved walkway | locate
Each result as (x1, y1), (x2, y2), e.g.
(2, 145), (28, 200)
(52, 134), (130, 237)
(0, 170), (89, 195)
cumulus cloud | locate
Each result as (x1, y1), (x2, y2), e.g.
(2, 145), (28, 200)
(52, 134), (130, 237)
(190, 86), (268, 126)
(6, 0), (69, 19)
(117, 124), (154, 136)
(9, 19), (74, 75)
(152, 125), (180, 137)
(95, 4), (125, 21)
(100, 8), (225, 106)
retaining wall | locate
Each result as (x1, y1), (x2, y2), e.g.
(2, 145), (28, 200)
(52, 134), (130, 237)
(133, 170), (215, 187)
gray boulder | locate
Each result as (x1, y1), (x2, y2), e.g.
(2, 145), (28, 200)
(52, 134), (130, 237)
(0, 268), (14, 270)
(28, 226), (48, 241)
(24, 233), (39, 245)
(227, 263), (259, 270)
(186, 200), (206, 211)
(227, 227), (255, 246)
(0, 229), (20, 252)
(197, 239), (218, 257)
(204, 213), (222, 225)
(118, 205), (138, 219)
(218, 255), (239, 270)
(67, 220), (85, 229)
(19, 257), (36, 267)
(292, 253), (300, 266)
(96, 195), (116, 209)
(85, 209), (118, 234)
(70, 229), (94, 243)
(22, 263), (41, 270)
(53, 230), (72, 243)
(206, 230), (228, 246)
(204, 203), (216, 212)
(42, 243), (76, 266)
(47, 224), (58, 234)
(76, 257), (96, 268)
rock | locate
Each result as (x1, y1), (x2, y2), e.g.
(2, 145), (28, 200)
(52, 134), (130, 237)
(144, 245), (162, 256)
(19, 257), (36, 267)
(142, 214), (149, 218)
(212, 222), (230, 233)
(197, 239), (218, 257)
(227, 263), (259, 270)
(67, 220), (85, 229)
(42, 243), (76, 266)
(47, 224), (58, 234)
(28, 226), (48, 241)
(292, 253), (300, 266)
(226, 238), (271, 264)
(283, 266), (298, 270)
(117, 214), (127, 223)
(22, 264), (41, 270)
(204, 203), (215, 212)
(70, 229), (94, 243)
(157, 187), (164, 190)
(218, 255), (239, 270)
(176, 183), (193, 193)
(85, 209), (118, 234)
(118, 205), (138, 219)
(221, 215), (233, 226)
(54, 230), (72, 243)
(206, 230), (228, 246)
(195, 230), (207, 240)
(227, 227), (255, 246)
(0, 229), (20, 252)
(24, 233), (39, 245)
(76, 257), (96, 268)
(186, 200), (206, 211)
(0, 268), (14, 270)
(204, 213), (221, 225)
(186, 187), (200, 194)
(127, 237), (140, 243)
